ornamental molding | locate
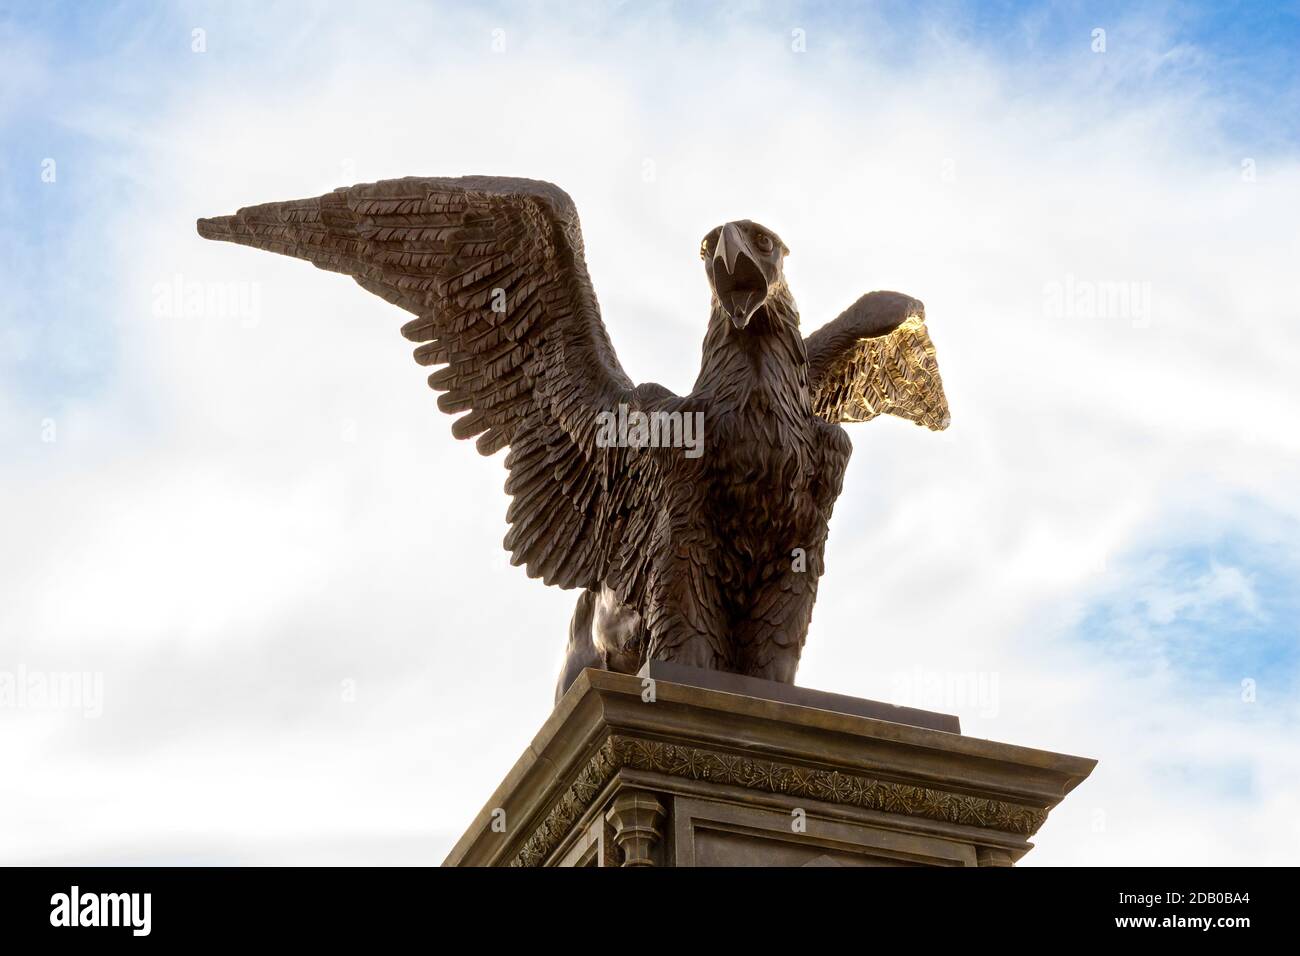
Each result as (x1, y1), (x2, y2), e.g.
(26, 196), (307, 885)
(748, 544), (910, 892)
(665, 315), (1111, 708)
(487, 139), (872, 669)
(511, 735), (1048, 867)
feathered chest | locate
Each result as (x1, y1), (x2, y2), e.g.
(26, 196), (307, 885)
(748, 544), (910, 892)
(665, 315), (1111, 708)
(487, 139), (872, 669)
(710, 386), (818, 486)
(695, 329), (829, 503)
(698, 381), (843, 561)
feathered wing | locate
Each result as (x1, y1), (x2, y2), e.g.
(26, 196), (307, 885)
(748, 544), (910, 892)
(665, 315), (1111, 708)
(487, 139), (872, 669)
(198, 175), (674, 592)
(805, 291), (950, 430)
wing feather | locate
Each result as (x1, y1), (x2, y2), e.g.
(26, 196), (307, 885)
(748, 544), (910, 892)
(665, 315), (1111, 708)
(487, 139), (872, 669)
(198, 175), (672, 593)
(805, 292), (950, 430)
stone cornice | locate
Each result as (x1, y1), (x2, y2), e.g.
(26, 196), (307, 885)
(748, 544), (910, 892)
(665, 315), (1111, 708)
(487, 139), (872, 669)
(512, 733), (1049, 867)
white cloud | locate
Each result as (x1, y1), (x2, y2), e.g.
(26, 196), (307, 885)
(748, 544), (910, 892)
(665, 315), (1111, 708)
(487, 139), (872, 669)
(1140, 561), (1260, 626)
(2, 2), (1298, 864)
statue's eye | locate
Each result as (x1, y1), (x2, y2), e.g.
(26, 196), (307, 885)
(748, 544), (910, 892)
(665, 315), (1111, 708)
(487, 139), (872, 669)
(754, 233), (774, 254)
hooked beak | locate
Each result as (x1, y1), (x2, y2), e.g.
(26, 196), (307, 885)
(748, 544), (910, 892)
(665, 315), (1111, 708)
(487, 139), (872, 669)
(711, 223), (767, 329)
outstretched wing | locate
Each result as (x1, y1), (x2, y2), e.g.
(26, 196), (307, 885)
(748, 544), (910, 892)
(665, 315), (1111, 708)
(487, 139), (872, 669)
(198, 175), (672, 591)
(805, 291), (950, 430)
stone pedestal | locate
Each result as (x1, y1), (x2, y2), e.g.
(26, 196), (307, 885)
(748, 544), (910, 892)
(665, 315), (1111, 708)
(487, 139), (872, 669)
(442, 664), (1096, 867)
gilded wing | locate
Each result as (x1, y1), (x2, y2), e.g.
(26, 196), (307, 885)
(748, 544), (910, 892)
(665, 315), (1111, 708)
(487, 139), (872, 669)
(805, 291), (950, 430)
(198, 175), (675, 591)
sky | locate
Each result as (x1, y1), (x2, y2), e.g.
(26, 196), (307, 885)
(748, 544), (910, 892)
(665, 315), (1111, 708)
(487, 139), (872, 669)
(1, 0), (1298, 865)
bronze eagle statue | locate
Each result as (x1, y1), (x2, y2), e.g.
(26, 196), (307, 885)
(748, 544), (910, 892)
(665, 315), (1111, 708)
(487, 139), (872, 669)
(198, 176), (949, 701)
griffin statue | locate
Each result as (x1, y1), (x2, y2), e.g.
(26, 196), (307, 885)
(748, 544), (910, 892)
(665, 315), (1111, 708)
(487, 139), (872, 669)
(198, 176), (949, 701)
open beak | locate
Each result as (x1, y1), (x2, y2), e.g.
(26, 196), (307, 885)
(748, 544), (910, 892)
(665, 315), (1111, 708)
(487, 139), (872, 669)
(711, 223), (767, 329)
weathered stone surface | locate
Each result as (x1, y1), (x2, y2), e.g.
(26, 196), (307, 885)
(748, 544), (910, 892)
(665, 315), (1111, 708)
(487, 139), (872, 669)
(443, 667), (1096, 867)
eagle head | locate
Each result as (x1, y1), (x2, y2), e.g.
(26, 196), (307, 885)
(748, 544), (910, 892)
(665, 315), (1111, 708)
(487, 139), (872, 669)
(700, 220), (789, 329)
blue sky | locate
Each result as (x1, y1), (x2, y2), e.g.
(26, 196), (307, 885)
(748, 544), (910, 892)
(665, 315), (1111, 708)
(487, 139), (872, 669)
(2, 1), (1298, 864)
(1080, 507), (1300, 687)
